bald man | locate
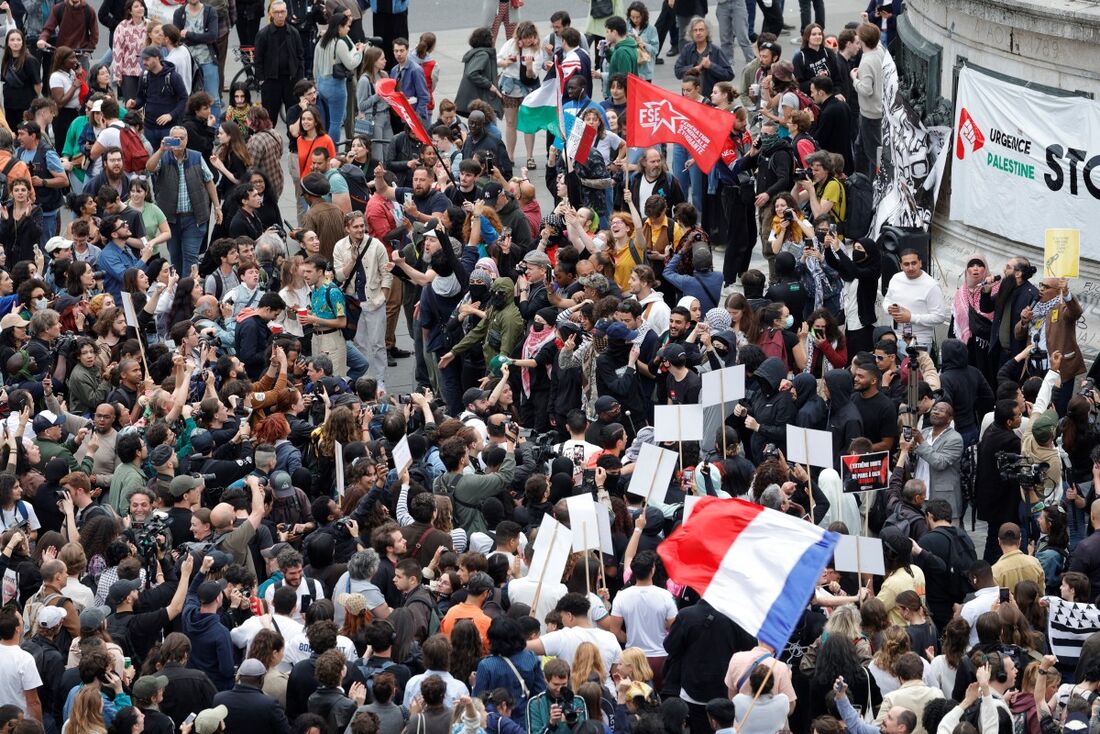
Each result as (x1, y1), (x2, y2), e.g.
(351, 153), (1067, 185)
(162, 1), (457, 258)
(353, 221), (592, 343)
(209, 477), (267, 576)
(514, 179), (541, 238)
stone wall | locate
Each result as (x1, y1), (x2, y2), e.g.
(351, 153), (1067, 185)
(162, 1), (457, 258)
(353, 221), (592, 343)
(900, 0), (1100, 359)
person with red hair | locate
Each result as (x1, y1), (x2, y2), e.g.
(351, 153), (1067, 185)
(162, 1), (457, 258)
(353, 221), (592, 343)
(254, 413), (302, 477)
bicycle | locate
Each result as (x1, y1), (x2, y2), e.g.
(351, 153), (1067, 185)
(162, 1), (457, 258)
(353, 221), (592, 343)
(231, 46), (288, 123)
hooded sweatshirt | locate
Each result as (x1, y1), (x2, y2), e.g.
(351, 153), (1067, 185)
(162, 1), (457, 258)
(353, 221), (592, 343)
(824, 368), (864, 467)
(748, 357), (797, 461)
(450, 277), (524, 363)
(938, 338), (994, 437)
(825, 238), (881, 332)
(793, 372), (827, 430)
(132, 59), (188, 127)
(182, 573), (236, 691)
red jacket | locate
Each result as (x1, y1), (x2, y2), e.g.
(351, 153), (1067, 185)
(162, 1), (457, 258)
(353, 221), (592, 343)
(366, 191), (397, 242)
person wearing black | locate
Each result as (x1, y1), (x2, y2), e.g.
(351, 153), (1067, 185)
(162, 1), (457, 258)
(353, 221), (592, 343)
(974, 399), (1023, 563)
(20, 602), (65, 732)
(107, 554), (194, 669)
(764, 252), (808, 332)
(132, 675), (176, 734)
(915, 497), (975, 632)
(228, 184), (266, 239)
(981, 257), (1039, 370)
(736, 120), (794, 282)
(157, 633), (218, 729)
(852, 360), (899, 454)
(212, 657), (292, 734)
(809, 76), (853, 174)
(742, 356), (796, 463)
(823, 236), (880, 356)
(285, 620), (365, 720)
(253, 2), (305, 128)
(234, 294), (287, 380)
(655, 342), (701, 405)
(939, 338), (995, 447)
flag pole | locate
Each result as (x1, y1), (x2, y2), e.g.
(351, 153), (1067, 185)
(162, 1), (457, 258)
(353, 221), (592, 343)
(584, 538), (591, 597)
(720, 379), (728, 458)
(530, 522), (559, 617)
(803, 432), (815, 520)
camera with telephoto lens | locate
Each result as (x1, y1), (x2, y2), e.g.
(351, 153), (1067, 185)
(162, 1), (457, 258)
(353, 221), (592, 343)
(996, 451), (1051, 489)
(529, 430), (563, 465)
(92, 271), (106, 280)
(135, 510), (170, 561)
(555, 687), (579, 726)
(191, 473), (217, 483)
(782, 209), (795, 222)
(795, 168), (811, 180)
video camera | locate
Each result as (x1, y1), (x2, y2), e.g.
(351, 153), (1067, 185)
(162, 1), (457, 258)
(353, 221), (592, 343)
(135, 510), (171, 563)
(996, 451), (1051, 490)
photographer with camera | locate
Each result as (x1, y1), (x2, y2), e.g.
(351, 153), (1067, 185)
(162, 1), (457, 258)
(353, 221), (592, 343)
(525, 657), (588, 734)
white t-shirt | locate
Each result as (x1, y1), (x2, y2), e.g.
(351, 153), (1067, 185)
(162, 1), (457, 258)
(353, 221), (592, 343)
(610, 584), (677, 657)
(638, 176), (656, 207)
(230, 613), (305, 661)
(49, 71), (81, 109)
(540, 626), (622, 684)
(262, 577), (326, 624)
(0, 503), (40, 532)
(0, 644), (42, 712)
(282, 630), (357, 666)
(555, 439), (601, 481)
(164, 46), (193, 95)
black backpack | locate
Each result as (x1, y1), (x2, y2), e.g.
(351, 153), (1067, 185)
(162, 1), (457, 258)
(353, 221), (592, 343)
(931, 526), (977, 603)
(840, 172), (874, 240)
(339, 164), (371, 212)
(0, 158), (19, 203)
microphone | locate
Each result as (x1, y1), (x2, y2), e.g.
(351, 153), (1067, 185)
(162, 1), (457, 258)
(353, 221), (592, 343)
(991, 275), (1001, 283)
(623, 410), (637, 435)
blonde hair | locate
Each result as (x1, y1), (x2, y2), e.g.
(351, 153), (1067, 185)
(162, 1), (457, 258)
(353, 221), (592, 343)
(68, 685), (106, 734)
(873, 625), (911, 673)
(824, 604), (862, 640)
(571, 641), (607, 690)
(144, 20), (162, 46)
(620, 647), (653, 682)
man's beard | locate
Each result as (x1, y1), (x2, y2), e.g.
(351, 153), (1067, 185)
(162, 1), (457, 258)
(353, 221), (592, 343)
(995, 275), (1018, 312)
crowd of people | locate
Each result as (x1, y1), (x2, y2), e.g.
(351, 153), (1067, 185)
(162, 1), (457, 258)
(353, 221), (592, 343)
(0, 1), (1096, 734)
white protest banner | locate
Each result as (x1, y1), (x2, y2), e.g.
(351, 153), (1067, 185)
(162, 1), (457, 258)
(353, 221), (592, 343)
(786, 425), (834, 469)
(595, 504), (614, 555)
(626, 442), (678, 503)
(652, 404), (704, 442)
(120, 292), (139, 328)
(565, 494), (601, 552)
(527, 514), (572, 595)
(952, 65), (1100, 250)
(392, 435), (412, 473)
(334, 441), (345, 498)
(683, 494), (703, 523)
(701, 365), (746, 407)
(833, 535), (886, 576)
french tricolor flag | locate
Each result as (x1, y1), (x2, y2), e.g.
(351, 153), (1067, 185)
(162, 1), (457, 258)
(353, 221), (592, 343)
(659, 497), (839, 652)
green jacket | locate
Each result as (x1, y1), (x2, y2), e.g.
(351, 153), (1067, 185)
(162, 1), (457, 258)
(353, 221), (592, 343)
(34, 438), (93, 475)
(108, 462), (147, 515)
(68, 364), (111, 416)
(451, 277), (524, 363)
(607, 36), (639, 77)
(433, 451), (516, 534)
(526, 692), (588, 734)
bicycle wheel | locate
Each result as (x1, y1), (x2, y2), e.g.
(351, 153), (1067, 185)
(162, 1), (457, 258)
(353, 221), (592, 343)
(230, 66), (260, 96)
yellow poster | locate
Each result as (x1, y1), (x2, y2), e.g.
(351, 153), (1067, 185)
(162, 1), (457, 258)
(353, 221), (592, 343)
(1045, 228), (1080, 278)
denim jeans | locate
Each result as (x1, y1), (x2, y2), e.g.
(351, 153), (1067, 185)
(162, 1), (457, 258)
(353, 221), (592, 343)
(39, 210), (59, 245)
(146, 125), (170, 151)
(347, 341), (368, 381)
(439, 356), (464, 415)
(670, 143), (704, 214)
(717, 0), (754, 63)
(198, 61), (223, 122)
(168, 214), (206, 274)
(316, 75), (348, 144)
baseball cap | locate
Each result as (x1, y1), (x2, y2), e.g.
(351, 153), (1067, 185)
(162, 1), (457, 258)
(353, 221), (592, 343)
(207, 550), (231, 572)
(45, 236), (73, 254)
(462, 387), (487, 406)
(106, 579), (142, 608)
(79, 605), (109, 631)
(0, 314), (28, 332)
(261, 542), (292, 561)
(140, 46), (161, 59)
(149, 444), (174, 468)
(168, 474), (202, 498)
(190, 428), (214, 455)
(594, 396), (620, 414)
(132, 675), (169, 700)
(480, 182), (503, 202)
(604, 321), (637, 342)
(32, 410), (65, 434)
(194, 705), (229, 734)
(237, 658), (267, 677)
(36, 606), (67, 630)
(659, 342), (687, 362)
(1032, 410), (1059, 445)
(197, 579), (227, 604)
(270, 470), (295, 499)
(522, 250), (552, 269)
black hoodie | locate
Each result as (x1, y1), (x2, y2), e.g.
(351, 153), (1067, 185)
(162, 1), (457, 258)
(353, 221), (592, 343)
(825, 238), (881, 330)
(938, 338), (995, 436)
(748, 357), (797, 461)
(824, 368), (864, 467)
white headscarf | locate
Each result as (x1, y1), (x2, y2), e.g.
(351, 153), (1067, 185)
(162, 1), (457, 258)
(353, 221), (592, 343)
(817, 468), (862, 533)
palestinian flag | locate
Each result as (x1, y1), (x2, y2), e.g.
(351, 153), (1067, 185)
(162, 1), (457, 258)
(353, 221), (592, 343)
(517, 77), (562, 137)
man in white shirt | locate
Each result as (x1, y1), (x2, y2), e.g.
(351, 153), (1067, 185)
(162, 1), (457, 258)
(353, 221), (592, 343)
(0, 606), (42, 719)
(960, 561), (1000, 646)
(231, 585), (304, 667)
(527, 593), (621, 686)
(628, 265), (671, 339)
(610, 551), (678, 688)
(556, 411), (602, 482)
(402, 634), (469, 708)
(333, 210), (391, 391)
(883, 249), (948, 345)
(262, 548), (326, 624)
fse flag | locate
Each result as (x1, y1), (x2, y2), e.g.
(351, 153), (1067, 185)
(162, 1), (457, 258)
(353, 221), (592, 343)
(517, 77), (562, 138)
(658, 496), (839, 652)
(376, 78), (431, 145)
(626, 74), (736, 173)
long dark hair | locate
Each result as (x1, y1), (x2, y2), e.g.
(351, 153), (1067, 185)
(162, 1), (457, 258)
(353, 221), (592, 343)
(51, 46), (75, 75)
(65, 260), (92, 297)
(320, 9), (350, 47)
(627, 1), (650, 29)
(807, 307), (843, 345)
(217, 121), (252, 167)
(812, 633), (866, 690)
(1, 29), (29, 74)
(167, 276), (196, 329)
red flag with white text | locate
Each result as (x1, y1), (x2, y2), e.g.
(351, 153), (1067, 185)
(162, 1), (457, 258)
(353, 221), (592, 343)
(626, 74), (736, 173)
(376, 78), (431, 145)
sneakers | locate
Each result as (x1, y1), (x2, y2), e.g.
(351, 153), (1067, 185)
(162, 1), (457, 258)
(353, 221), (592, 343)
(388, 347), (412, 358)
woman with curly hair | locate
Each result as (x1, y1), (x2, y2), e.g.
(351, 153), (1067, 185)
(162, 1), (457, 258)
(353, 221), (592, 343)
(449, 619), (484, 688)
(463, 201), (505, 248)
(78, 514), (120, 580)
(310, 406), (365, 493)
(868, 625), (932, 696)
(248, 628), (288, 706)
(0, 473), (39, 536)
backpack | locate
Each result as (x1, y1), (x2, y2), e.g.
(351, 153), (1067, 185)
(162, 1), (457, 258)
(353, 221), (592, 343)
(106, 611), (136, 661)
(0, 158), (19, 202)
(23, 591), (64, 635)
(930, 526), (977, 603)
(840, 172), (874, 240)
(793, 88), (820, 122)
(356, 658), (396, 692)
(757, 328), (789, 373)
(882, 503), (918, 540)
(792, 131), (818, 168)
(1, 501), (29, 531)
(110, 123), (150, 174)
(282, 575), (323, 618)
(340, 163), (371, 212)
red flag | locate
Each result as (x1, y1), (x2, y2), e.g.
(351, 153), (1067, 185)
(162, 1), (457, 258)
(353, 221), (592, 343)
(626, 74), (736, 174)
(376, 78), (431, 146)
(565, 115), (597, 165)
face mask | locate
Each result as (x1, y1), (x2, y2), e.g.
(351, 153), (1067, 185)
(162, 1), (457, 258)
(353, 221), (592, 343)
(468, 284), (489, 303)
(34, 298), (47, 311)
(783, 314), (794, 329)
(532, 323), (545, 333)
(490, 292), (508, 309)
(758, 131), (779, 149)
